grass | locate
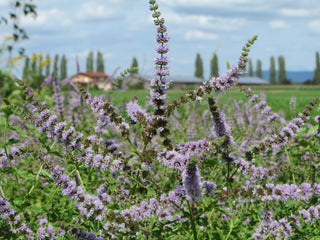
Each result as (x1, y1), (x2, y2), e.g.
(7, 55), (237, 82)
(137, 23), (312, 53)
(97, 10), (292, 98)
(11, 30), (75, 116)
(94, 84), (320, 120)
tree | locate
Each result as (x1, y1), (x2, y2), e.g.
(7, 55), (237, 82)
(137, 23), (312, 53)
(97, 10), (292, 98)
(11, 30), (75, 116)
(278, 56), (287, 84)
(248, 59), (253, 77)
(269, 56), (276, 84)
(60, 54), (67, 80)
(0, 1), (37, 55)
(194, 53), (204, 79)
(210, 53), (219, 78)
(130, 57), (139, 74)
(29, 54), (44, 89)
(45, 54), (51, 77)
(23, 57), (30, 80)
(38, 55), (43, 77)
(96, 51), (105, 72)
(313, 51), (320, 84)
(53, 54), (59, 78)
(256, 59), (263, 78)
(86, 51), (94, 72)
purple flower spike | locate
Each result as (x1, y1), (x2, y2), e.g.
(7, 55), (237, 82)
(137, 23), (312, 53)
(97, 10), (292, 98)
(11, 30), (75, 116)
(182, 164), (202, 203)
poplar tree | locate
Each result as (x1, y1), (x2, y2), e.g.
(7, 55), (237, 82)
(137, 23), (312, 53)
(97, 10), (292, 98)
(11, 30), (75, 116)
(269, 56), (276, 84)
(131, 57), (139, 74)
(31, 54), (37, 73)
(53, 54), (59, 78)
(45, 54), (51, 77)
(96, 51), (105, 72)
(313, 51), (320, 84)
(86, 51), (94, 72)
(23, 57), (30, 80)
(278, 56), (287, 84)
(60, 54), (67, 81)
(38, 55), (43, 77)
(248, 59), (253, 77)
(210, 53), (219, 78)
(256, 59), (263, 78)
(194, 53), (204, 79)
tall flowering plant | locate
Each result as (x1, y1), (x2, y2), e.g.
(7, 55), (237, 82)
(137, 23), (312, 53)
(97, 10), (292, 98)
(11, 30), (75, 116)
(1, 0), (320, 239)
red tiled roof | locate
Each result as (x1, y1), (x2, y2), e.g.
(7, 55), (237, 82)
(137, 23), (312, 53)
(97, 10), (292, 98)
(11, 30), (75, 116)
(78, 72), (110, 78)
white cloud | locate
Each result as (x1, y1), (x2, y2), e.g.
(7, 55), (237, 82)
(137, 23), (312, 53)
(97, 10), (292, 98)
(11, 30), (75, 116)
(270, 20), (289, 29)
(71, 50), (112, 59)
(165, 12), (246, 32)
(0, 0), (8, 6)
(77, 3), (115, 20)
(162, 0), (253, 7)
(280, 8), (310, 17)
(185, 30), (217, 41)
(308, 20), (320, 34)
(22, 8), (72, 27)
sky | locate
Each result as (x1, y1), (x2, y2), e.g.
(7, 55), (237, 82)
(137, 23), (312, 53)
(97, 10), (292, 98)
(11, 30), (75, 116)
(0, 0), (320, 79)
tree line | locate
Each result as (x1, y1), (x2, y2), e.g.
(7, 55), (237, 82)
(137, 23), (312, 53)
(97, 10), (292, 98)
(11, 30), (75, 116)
(22, 51), (108, 89)
(194, 51), (320, 84)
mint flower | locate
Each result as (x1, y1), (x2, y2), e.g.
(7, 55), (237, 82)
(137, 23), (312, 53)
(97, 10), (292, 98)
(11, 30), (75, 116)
(182, 163), (202, 203)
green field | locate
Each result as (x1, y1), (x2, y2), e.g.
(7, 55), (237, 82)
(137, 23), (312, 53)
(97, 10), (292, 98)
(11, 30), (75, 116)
(102, 84), (320, 120)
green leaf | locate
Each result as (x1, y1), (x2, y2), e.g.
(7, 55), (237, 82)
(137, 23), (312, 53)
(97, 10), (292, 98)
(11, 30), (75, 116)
(8, 125), (28, 138)
(2, 106), (13, 118)
(17, 170), (34, 180)
(0, 116), (7, 125)
(13, 199), (24, 206)
(6, 138), (20, 146)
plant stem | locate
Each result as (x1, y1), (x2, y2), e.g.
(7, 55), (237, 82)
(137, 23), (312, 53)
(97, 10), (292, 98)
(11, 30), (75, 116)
(187, 201), (198, 240)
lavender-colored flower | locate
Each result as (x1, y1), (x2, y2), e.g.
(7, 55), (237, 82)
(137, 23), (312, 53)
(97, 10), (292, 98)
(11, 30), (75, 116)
(156, 33), (170, 43)
(254, 101), (266, 110)
(267, 113), (278, 122)
(300, 183), (313, 200)
(309, 206), (319, 221)
(39, 218), (48, 226)
(157, 150), (189, 171)
(202, 181), (217, 196)
(92, 155), (104, 168)
(0, 197), (15, 219)
(41, 73), (55, 88)
(154, 56), (169, 66)
(250, 94), (259, 102)
(153, 67), (170, 77)
(58, 227), (66, 236)
(261, 106), (271, 115)
(37, 227), (46, 239)
(182, 164), (202, 203)
(208, 65), (244, 93)
(299, 209), (311, 223)
(127, 98), (149, 123)
(290, 214), (301, 227)
(155, 45), (169, 54)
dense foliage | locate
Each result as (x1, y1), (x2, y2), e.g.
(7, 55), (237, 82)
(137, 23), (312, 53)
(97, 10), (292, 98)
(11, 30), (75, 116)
(1, 1), (320, 239)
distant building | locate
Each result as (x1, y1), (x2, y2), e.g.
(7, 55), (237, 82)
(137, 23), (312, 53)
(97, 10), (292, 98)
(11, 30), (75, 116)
(126, 74), (204, 90)
(238, 76), (269, 85)
(125, 74), (268, 90)
(72, 72), (112, 91)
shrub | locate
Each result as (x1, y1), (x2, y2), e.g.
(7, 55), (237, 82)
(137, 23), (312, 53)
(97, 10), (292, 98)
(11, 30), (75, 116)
(1, 1), (320, 239)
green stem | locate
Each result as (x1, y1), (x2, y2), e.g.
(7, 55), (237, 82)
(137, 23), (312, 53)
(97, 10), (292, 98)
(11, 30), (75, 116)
(187, 201), (198, 240)
(0, 184), (5, 198)
(75, 170), (85, 191)
(2, 117), (19, 182)
(45, 185), (59, 208)
(285, 147), (296, 184)
(26, 163), (44, 196)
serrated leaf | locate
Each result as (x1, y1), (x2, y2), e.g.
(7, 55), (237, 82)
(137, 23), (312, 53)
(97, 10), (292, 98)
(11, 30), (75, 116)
(0, 116), (7, 125)
(6, 138), (19, 146)
(17, 170), (34, 180)
(8, 125), (28, 138)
